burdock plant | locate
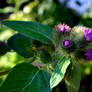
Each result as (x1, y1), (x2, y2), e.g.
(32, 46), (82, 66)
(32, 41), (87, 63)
(0, 21), (92, 92)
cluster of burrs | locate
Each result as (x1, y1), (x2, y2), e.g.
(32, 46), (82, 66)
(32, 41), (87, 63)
(56, 23), (92, 61)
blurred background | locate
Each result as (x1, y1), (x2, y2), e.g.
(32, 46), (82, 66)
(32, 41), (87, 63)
(0, 0), (92, 92)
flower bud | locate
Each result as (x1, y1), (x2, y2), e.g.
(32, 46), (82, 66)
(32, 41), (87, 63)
(63, 40), (72, 48)
(71, 26), (88, 39)
(84, 29), (92, 42)
(85, 49), (92, 61)
(71, 26), (88, 49)
(57, 24), (71, 33)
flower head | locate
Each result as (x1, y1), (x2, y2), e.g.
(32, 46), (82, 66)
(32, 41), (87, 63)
(57, 24), (71, 33)
(63, 40), (72, 48)
(84, 29), (92, 42)
(71, 26), (87, 37)
(85, 49), (92, 61)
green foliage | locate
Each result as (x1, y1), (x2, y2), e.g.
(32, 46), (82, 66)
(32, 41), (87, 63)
(0, 63), (51, 92)
(79, 18), (92, 28)
(1, 0), (91, 91)
(3, 21), (54, 44)
(6, 0), (30, 11)
(0, 20), (83, 92)
(50, 57), (71, 88)
(38, 2), (75, 27)
(0, 7), (15, 14)
(39, 47), (52, 64)
(8, 33), (34, 58)
(65, 60), (81, 92)
(15, 0), (30, 11)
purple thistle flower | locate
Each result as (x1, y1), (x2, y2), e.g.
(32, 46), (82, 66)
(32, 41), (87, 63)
(63, 40), (72, 48)
(85, 49), (92, 61)
(57, 24), (71, 32)
(84, 29), (92, 42)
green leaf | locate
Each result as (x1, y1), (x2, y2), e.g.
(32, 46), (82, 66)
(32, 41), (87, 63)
(2, 21), (54, 44)
(65, 61), (81, 92)
(50, 57), (71, 88)
(8, 33), (34, 58)
(0, 63), (51, 92)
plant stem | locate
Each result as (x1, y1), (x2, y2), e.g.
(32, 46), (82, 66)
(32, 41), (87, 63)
(0, 70), (10, 76)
